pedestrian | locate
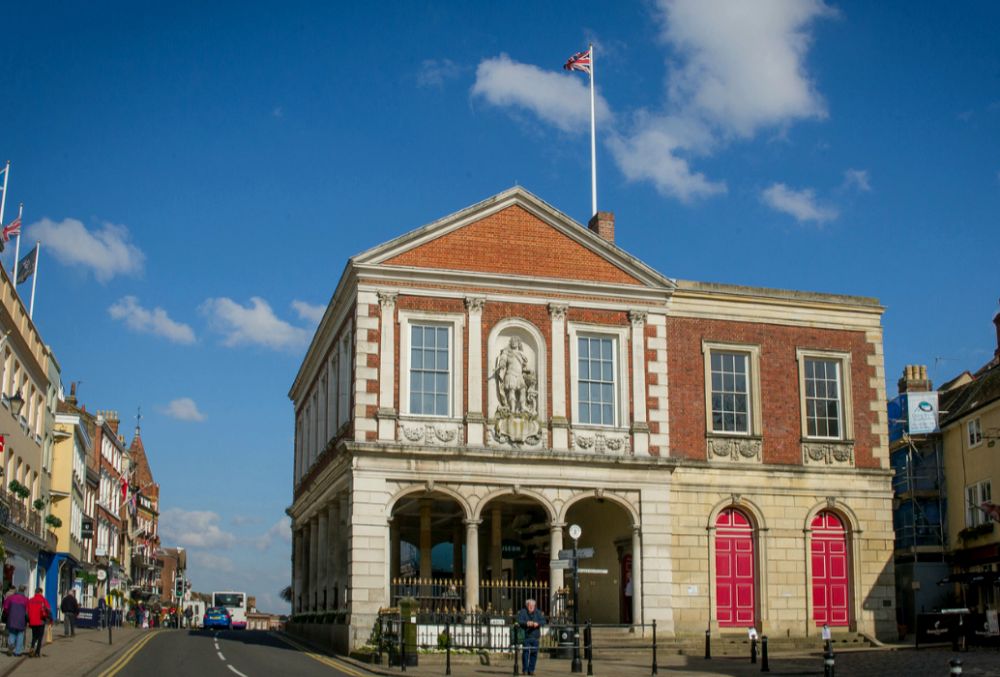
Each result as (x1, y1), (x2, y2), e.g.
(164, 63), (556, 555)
(97, 596), (106, 629)
(26, 587), (52, 657)
(184, 605), (193, 629)
(1, 585), (29, 657)
(60, 589), (79, 637)
(516, 598), (546, 675)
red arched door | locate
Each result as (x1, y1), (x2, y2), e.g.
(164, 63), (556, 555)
(715, 508), (755, 627)
(812, 511), (849, 626)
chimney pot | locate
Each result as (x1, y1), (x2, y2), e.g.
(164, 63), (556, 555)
(587, 211), (615, 243)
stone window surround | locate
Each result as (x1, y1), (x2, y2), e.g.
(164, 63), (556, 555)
(967, 417), (983, 449)
(397, 309), (466, 421)
(566, 322), (630, 430)
(701, 340), (763, 438)
(796, 348), (854, 442)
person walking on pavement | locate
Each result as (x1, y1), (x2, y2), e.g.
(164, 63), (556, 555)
(184, 605), (193, 629)
(516, 598), (546, 675)
(60, 589), (79, 637)
(2, 585), (29, 656)
(26, 587), (52, 657)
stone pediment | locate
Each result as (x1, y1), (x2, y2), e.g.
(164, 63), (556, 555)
(352, 187), (675, 291)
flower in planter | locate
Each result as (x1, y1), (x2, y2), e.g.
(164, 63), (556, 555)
(45, 515), (62, 528)
(33, 498), (47, 511)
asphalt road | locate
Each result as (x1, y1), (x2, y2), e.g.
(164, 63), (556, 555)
(103, 629), (360, 677)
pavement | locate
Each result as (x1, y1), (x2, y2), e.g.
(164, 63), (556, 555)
(0, 625), (148, 677)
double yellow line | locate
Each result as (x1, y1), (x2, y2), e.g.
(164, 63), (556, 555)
(98, 630), (162, 677)
(272, 633), (370, 677)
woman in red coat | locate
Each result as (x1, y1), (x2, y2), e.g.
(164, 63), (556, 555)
(26, 588), (52, 657)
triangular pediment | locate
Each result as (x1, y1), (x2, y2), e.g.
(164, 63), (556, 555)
(354, 187), (675, 290)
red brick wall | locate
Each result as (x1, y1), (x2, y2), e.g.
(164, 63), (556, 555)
(667, 317), (879, 468)
(383, 205), (643, 286)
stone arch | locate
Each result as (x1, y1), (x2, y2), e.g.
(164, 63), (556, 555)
(803, 499), (861, 535)
(705, 495), (768, 631)
(559, 489), (640, 527)
(706, 495), (768, 532)
(804, 499), (860, 633)
(472, 487), (556, 522)
(386, 483), (473, 520)
(486, 318), (548, 422)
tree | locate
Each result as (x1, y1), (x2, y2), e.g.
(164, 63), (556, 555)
(279, 585), (292, 604)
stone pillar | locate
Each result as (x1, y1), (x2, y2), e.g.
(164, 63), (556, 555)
(631, 525), (642, 626)
(490, 506), (503, 610)
(464, 519), (481, 610)
(465, 297), (486, 445)
(377, 292), (398, 441)
(326, 501), (339, 609)
(338, 493), (349, 609)
(309, 517), (320, 610)
(317, 509), (329, 609)
(293, 527), (305, 612)
(549, 522), (566, 615)
(628, 310), (650, 456)
(549, 304), (569, 450)
(419, 499), (433, 580)
(452, 526), (463, 579)
(389, 517), (401, 582)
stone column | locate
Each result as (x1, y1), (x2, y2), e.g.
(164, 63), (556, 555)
(549, 522), (566, 615)
(326, 501), (339, 609)
(293, 527), (305, 612)
(628, 311), (650, 456)
(419, 499), (433, 580)
(317, 509), (329, 609)
(377, 292), (398, 441)
(452, 526), (463, 579)
(631, 525), (643, 626)
(465, 297), (486, 445)
(549, 304), (569, 450)
(308, 517), (320, 610)
(338, 493), (349, 609)
(389, 517), (401, 582)
(464, 519), (481, 610)
(490, 506), (503, 609)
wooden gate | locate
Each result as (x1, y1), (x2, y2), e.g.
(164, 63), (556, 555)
(715, 508), (755, 627)
(811, 511), (849, 626)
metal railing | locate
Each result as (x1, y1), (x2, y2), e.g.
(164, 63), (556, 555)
(0, 487), (44, 540)
(390, 577), (551, 615)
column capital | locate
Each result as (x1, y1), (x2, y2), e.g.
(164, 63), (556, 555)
(464, 296), (486, 314)
(628, 310), (648, 327)
(548, 303), (569, 320)
(632, 523), (642, 535)
(377, 291), (398, 309)
(463, 518), (483, 528)
(549, 521), (567, 531)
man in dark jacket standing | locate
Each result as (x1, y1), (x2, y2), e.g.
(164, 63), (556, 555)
(2, 585), (29, 656)
(60, 590), (79, 637)
(516, 598), (546, 675)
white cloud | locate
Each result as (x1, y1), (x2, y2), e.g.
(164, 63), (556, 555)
(471, 54), (613, 134)
(843, 168), (871, 192)
(658, 0), (835, 138)
(761, 182), (838, 223)
(417, 59), (463, 88)
(608, 123), (726, 201)
(161, 397), (206, 422)
(26, 218), (145, 282)
(160, 508), (236, 549)
(291, 300), (326, 326)
(108, 296), (196, 344)
(254, 517), (292, 552)
(189, 551), (236, 574)
(200, 296), (310, 350)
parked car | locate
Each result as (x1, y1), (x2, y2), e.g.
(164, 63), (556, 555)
(203, 606), (232, 630)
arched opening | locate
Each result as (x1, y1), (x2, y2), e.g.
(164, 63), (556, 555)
(564, 496), (635, 625)
(811, 511), (849, 627)
(478, 495), (551, 615)
(715, 508), (756, 628)
(390, 492), (467, 609)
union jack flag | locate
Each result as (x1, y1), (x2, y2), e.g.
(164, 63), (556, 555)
(564, 48), (592, 74)
(1, 216), (20, 243)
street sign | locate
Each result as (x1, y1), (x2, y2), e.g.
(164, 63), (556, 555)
(558, 547), (595, 560)
(576, 568), (608, 575)
(550, 559), (572, 570)
(569, 524), (582, 540)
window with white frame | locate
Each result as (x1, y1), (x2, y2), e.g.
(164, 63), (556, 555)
(703, 342), (762, 436)
(797, 349), (853, 441)
(568, 324), (629, 428)
(966, 480), (992, 527)
(398, 311), (464, 419)
(968, 418), (983, 448)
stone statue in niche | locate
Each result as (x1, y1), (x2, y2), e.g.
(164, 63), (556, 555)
(492, 335), (541, 445)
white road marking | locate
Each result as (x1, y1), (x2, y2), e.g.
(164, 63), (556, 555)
(217, 651), (226, 660)
(227, 666), (249, 677)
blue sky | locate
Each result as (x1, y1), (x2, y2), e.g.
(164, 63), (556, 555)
(2, 2), (998, 612)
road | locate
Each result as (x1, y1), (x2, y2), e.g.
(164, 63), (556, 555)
(100, 629), (361, 677)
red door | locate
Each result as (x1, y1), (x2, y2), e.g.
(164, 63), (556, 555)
(812, 512), (849, 626)
(715, 509), (755, 627)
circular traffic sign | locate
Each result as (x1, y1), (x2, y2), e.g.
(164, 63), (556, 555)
(569, 524), (582, 540)
(96, 569), (107, 581)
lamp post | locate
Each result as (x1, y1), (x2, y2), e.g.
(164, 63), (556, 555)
(8, 390), (24, 419)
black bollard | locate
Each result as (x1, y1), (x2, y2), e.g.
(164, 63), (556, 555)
(704, 629), (711, 660)
(445, 622), (452, 676)
(401, 628), (407, 673)
(651, 619), (658, 676)
(949, 658), (963, 675)
(761, 635), (769, 672)
(823, 649), (835, 677)
(750, 636), (757, 664)
(585, 621), (593, 676)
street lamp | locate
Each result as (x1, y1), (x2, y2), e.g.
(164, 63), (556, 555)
(8, 390), (24, 419)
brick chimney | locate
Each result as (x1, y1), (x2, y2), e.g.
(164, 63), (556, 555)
(588, 211), (614, 243)
(898, 365), (933, 394)
(105, 410), (120, 436)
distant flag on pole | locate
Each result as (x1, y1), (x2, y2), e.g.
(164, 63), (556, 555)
(0, 216), (20, 250)
(15, 245), (36, 285)
(563, 48), (592, 74)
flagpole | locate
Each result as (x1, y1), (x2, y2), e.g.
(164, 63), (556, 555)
(0, 162), (9, 235)
(589, 43), (597, 217)
(28, 242), (39, 319)
(12, 204), (22, 289)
